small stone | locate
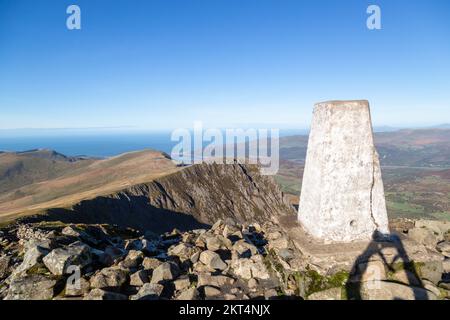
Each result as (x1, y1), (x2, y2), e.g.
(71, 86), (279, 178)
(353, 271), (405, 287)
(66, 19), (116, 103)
(173, 276), (190, 291)
(232, 240), (258, 258)
(420, 260), (444, 284)
(12, 243), (48, 276)
(168, 243), (197, 261)
(264, 288), (278, 300)
(65, 277), (90, 297)
(199, 250), (227, 271)
(422, 279), (441, 298)
(83, 289), (128, 300)
(197, 273), (235, 287)
(204, 286), (221, 297)
(308, 287), (342, 300)
(130, 269), (149, 286)
(176, 287), (198, 300)
(130, 283), (164, 300)
(248, 278), (258, 289)
(436, 241), (450, 258)
(150, 262), (179, 284)
(142, 257), (161, 270)
(190, 252), (200, 264)
(119, 250), (144, 269)
(43, 241), (91, 275)
(90, 267), (129, 289)
(231, 255), (270, 280)
(0, 255), (11, 279)
(408, 227), (439, 247)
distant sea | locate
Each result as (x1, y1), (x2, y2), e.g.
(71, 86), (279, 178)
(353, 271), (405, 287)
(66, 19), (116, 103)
(0, 129), (309, 158)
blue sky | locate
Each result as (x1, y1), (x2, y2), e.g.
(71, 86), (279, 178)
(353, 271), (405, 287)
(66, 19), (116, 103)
(1, 0), (450, 130)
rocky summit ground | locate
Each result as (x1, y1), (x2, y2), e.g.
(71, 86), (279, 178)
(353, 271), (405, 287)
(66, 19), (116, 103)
(0, 217), (449, 300)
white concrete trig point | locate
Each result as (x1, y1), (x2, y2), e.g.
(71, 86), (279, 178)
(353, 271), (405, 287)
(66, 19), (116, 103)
(298, 100), (389, 242)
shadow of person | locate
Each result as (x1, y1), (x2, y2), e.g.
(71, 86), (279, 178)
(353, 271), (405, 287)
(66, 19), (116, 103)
(345, 230), (427, 300)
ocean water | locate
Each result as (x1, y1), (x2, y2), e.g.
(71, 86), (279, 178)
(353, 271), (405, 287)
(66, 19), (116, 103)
(0, 133), (176, 158)
(0, 129), (308, 158)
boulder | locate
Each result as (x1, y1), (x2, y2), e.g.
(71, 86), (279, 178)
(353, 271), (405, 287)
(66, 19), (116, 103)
(150, 262), (179, 284)
(98, 246), (127, 266)
(5, 274), (57, 300)
(173, 276), (190, 291)
(0, 255), (11, 279)
(130, 269), (149, 286)
(65, 277), (90, 297)
(197, 273), (235, 287)
(204, 286), (221, 297)
(168, 243), (198, 262)
(199, 250), (227, 271)
(436, 241), (450, 258)
(90, 267), (128, 289)
(308, 287), (342, 300)
(408, 227), (439, 247)
(420, 260), (443, 284)
(232, 240), (258, 258)
(231, 255), (270, 280)
(119, 250), (144, 269)
(13, 243), (48, 276)
(142, 257), (162, 270)
(83, 288), (128, 300)
(130, 283), (164, 300)
(415, 220), (450, 240)
(43, 241), (91, 275)
(360, 280), (436, 300)
(176, 287), (198, 300)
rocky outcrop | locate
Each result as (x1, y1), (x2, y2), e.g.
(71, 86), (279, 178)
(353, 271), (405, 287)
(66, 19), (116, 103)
(21, 163), (294, 234)
(0, 218), (449, 300)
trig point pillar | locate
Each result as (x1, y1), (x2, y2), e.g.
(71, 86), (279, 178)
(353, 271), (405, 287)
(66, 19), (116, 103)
(298, 100), (389, 242)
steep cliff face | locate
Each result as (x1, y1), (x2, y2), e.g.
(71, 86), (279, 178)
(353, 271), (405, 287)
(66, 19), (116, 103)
(22, 163), (295, 233)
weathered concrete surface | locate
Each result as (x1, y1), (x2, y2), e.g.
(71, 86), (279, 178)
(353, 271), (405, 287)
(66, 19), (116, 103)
(298, 100), (389, 242)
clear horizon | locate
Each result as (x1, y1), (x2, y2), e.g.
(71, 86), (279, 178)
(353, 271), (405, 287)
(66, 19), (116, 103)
(1, 0), (450, 130)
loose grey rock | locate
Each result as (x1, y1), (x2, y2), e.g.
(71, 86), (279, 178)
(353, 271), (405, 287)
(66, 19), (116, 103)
(0, 255), (11, 279)
(13, 243), (49, 277)
(150, 262), (179, 284)
(232, 240), (258, 258)
(119, 250), (144, 269)
(197, 273), (235, 287)
(436, 241), (450, 258)
(130, 269), (149, 286)
(83, 288), (128, 300)
(420, 260), (444, 284)
(360, 281), (436, 300)
(176, 287), (198, 300)
(173, 276), (190, 291)
(142, 257), (162, 270)
(408, 227), (439, 247)
(199, 250), (227, 270)
(204, 286), (221, 297)
(308, 287), (342, 300)
(130, 283), (164, 300)
(43, 241), (92, 275)
(65, 277), (90, 297)
(5, 274), (57, 300)
(90, 267), (128, 289)
(231, 255), (270, 280)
